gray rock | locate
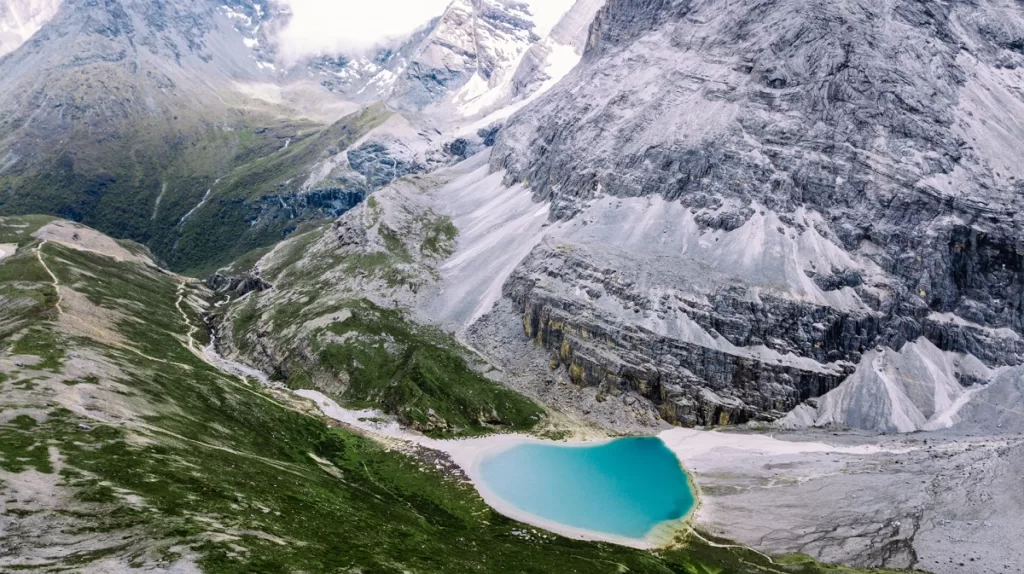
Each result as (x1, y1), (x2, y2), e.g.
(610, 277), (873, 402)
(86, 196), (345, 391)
(482, 0), (1024, 427)
(207, 270), (271, 298)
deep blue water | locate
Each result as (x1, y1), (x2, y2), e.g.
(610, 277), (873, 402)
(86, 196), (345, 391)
(478, 437), (695, 540)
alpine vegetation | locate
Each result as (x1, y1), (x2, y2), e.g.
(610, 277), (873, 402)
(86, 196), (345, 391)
(1, 0), (1023, 573)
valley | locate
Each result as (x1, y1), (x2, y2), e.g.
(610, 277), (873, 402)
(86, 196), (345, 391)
(0, 216), (920, 572)
(1, 0), (1024, 572)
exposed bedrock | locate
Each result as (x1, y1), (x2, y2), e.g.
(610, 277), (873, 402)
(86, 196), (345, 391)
(206, 269), (271, 298)
(483, 0), (1024, 427)
(501, 235), (1024, 427)
(512, 294), (849, 426)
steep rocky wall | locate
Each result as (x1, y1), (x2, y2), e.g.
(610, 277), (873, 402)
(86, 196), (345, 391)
(492, 0), (1024, 333)
(510, 289), (850, 426)
(497, 223), (1023, 426)
(483, 0), (1024, 426)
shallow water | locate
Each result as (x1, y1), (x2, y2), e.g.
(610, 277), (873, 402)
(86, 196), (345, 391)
(478, 437), (695, 540)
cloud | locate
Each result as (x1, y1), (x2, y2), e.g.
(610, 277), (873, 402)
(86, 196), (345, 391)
(274, 0), (451, 64)
(520, 0), (576, 37)
(273, 0), (577, 65)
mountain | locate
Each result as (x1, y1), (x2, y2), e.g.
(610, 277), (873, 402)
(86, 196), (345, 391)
(0, 212), (897, 570)
(0, 0), (598, 275)
(0, 0), (333, 273)
(478, 0), (1024, 429)
(223, 0), (1024, 431)
(5, 0), (1024, 572)
(304, 0), (595, 117)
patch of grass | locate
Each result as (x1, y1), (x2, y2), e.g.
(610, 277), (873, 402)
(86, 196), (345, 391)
(0, 248), (52, 283)
(0, 415), (54, 473)
(420, 214), (458, 258)
(0, 281), (53, 339)
(365, 195), (382, 227)
(379, 224), (412, 263)
(230, 297), (262, 355)
(313, 301), (545, 437)
(11, 328), (65, 371)
(64, 375), (100, 386)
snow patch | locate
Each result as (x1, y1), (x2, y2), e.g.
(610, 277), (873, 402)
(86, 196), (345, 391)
(0, 0), (61, 57)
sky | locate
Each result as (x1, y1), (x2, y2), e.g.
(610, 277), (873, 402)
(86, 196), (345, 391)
(274, 0), (575, 64)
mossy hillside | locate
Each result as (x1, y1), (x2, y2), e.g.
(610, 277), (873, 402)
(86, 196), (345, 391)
(163, 103), (394, 275)
(0, 116), (298, 266)
(0, 234), (58, 339)
(251, 193), (456, 300)
(229, 285), (543, 438)
(0, 229), (912, 574)
(1, 116), (243, 241)
(0, 103), (392, 275)
(253, 222), (408, 294)
(315, 301), (545, 437)
(43, 243), (198, 365)
(226, 216), (537, 437)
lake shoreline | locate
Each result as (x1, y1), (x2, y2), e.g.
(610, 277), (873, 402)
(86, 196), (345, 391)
(294, 389), (696, 548)
(293, 388), (903, 551)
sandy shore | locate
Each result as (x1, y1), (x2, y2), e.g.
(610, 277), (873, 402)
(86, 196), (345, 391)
(295, 389), (673, 548)
(295, 389), (904, 550)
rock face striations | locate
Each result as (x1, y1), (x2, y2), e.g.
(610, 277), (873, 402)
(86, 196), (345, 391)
(484, 0), (1024, 428)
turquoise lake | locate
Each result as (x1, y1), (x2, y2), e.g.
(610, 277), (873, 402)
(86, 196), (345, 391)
(478, 437), (695, 540)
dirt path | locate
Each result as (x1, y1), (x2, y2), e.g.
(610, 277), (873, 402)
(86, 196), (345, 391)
(35, 238), (326, 478)
(36, 240), (63, 314)
(173, 279), (315, 417)
(684, 527), (778, 565)
(135, 422), (307, 478)
(175, 281), (199, 351)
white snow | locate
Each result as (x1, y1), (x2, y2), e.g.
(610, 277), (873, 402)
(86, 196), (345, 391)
(0, 0), (61, 57)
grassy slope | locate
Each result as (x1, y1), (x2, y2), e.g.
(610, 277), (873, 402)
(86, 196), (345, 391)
(0, 215), (918, 573)
(223, 207), (541, 438)
(261, 297), (547, 438)
(0, 104), (392, 276)
(168, 104), (394, 276)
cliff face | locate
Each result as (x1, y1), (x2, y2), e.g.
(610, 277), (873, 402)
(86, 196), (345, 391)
(485, 0), (1024, 428)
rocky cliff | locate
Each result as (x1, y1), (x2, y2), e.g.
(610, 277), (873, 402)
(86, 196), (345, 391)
(484, 0), (1024, 428)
